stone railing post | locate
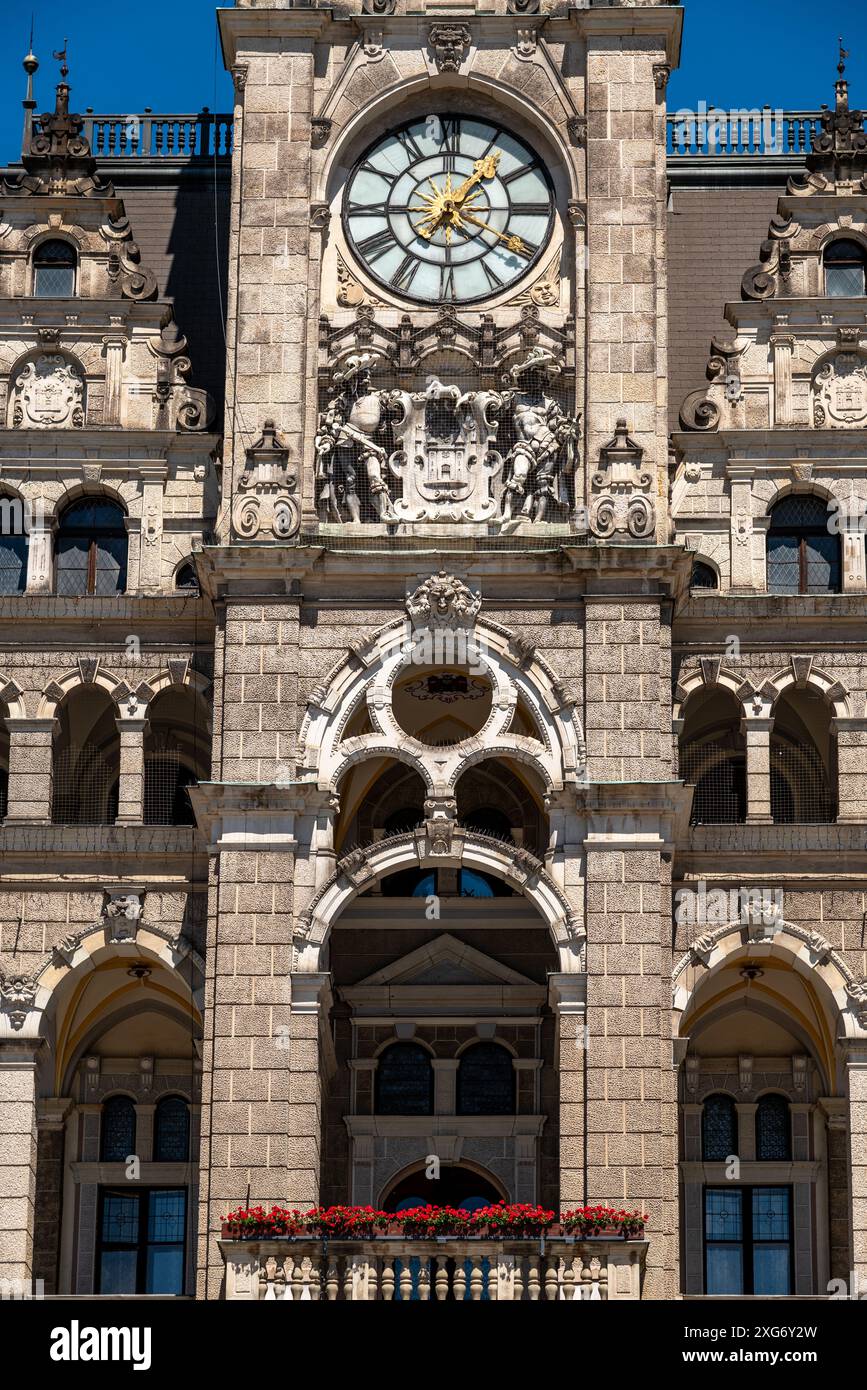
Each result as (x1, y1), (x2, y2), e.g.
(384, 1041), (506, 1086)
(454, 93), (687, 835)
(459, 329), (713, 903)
(548, 974), (586, 1209)
(5, 717), (58, 823)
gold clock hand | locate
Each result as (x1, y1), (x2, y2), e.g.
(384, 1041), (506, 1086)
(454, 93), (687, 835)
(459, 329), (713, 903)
(457, 210), (532, 256)
(451, 152), (501, 206)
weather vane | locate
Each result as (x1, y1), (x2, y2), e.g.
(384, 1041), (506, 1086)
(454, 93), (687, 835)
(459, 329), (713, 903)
(52, 37), (68, 80)
(838, 36), (850, 79)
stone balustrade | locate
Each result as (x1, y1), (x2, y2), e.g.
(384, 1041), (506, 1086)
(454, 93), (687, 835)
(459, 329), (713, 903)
(220, 1237), (647, 1301)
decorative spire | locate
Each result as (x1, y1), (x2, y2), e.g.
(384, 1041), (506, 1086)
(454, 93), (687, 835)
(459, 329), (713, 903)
(21, 22), (39, 153)
(4, 50), (115, 199)
(786, 61), (867, 196)
(51, 37), (69, 80)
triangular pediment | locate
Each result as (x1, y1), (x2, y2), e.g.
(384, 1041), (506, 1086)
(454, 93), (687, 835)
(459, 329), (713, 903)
(356, 933), (536, 988)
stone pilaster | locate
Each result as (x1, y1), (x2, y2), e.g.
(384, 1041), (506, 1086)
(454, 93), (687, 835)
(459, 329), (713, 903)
(5, 717), (57, 823)
(833, 718), (867, 822)
(548, 974), (586, 1210)
(33, 1097), (73, 1297)
(0, 1039), (42, 1286)
(114, 715), (148, 825)
(742, 715), (774, 823)
(846, 1044), (867, 1287)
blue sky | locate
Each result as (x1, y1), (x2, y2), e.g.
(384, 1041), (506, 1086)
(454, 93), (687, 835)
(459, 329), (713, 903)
(0, 0), (864, 164)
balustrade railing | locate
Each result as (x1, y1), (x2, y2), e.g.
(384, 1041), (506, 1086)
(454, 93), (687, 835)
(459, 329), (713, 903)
(221, 1237), (646, 1301)
(666, 109), (866, 158)
(77, 110), (233, 159)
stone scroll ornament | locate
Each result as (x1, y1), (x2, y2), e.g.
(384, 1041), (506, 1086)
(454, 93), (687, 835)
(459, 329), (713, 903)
(231, 420), (300, 541)
(590, 418), (655, 541)
(12, 354), (84, 428)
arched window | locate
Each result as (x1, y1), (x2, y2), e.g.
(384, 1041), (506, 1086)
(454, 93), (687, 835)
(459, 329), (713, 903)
(154, 1096), (190, 1162)
(174, 562), (198, 591)
(824, 238), (867, 298)
(690, 561), (718, 591)
(461, 806), (514, 842)
(767, 495), (840, 595)
(702, 1093), (737, 1161)
(383, 806), (424, 836)
(101, 1095), (137, 1162)
(51, 687), (120, 825)
(770, 689), (836, 824)
(374, 1042), (433, 1115)
(457, 1041), (516, 1115)
(56, 498), (128, 596)
(0, 511), (27, 594)
(756, 1094), (791, 1161)
(33, 239), (77, 297)
(679, 688), (746, 826)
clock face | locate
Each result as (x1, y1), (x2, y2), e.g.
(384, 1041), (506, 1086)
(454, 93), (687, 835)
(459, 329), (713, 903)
(342, 115), (555, 304)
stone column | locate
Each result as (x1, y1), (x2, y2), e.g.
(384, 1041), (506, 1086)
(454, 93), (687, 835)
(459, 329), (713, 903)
(735, 1102), (757, 1160)
(846, 1045), (867, 1288)
(548, 974), (586, 1211)
(33, 1097), (73, 1297)
(833, 718), (867, 822)
(137, 469), (165, 594)
(772, 332), (795, 426)
(0, 1039), (42, 1288)
(5, 717), (57, 823)
(134, 1103), (156, 1163)
(742, 715), (774, 823)
(432, 1058), (458, 1116)
(101, 329), (127, 426)
(842, 522), (867, 592)
(25, 508), (52, 594)
(114, 714), (148, 825)
(728, 468), (756, 591)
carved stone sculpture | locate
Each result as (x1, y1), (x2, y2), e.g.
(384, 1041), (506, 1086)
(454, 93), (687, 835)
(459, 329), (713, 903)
(406, 571), (481, 630)
(497, 347), (579, 525)
(315, 354), (396, 523)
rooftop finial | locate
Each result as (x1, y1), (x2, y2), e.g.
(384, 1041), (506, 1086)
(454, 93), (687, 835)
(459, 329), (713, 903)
(21, 18), (38, 153)
(838, 36), (850, 79)
(52, 37), (68, 81)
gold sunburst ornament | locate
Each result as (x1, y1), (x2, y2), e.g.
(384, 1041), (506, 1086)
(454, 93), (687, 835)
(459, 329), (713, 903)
(408, 152), (530, 257)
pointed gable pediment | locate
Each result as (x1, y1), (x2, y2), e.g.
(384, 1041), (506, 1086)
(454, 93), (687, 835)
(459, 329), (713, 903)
(356, 933), (537, 989)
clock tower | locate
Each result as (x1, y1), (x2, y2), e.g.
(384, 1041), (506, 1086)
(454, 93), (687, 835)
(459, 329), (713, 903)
(200, 0), (684, 1299)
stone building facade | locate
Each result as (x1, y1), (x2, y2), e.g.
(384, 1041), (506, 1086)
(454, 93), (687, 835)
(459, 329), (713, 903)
(0, 0), (865, 1302)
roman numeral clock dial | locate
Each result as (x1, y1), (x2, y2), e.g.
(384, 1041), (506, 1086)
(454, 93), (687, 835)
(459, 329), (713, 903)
(343, 116), (555, 304)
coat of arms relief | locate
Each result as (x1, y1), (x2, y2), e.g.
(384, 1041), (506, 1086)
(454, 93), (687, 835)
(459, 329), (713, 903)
(11, 354), (85, 428)
(813, 351), (867, 427)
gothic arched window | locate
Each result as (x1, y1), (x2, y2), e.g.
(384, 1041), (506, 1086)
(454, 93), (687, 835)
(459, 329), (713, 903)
(756, 1094), (791, 1161)
(702, 1093), (737, 1162)
(456, 1042), (516, 1116)
(766, 495), (840, 595)
(154, 1096), (190, 1162)
(175, 562), (199, 591)
(690, 560), (718, 591)
(33, 239), (77, 297)
(824, 238), (867, 298)
(55, 498), (128, 596)
(374, 1042), (434, 1115)
(100, 1095), (137, 1162)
